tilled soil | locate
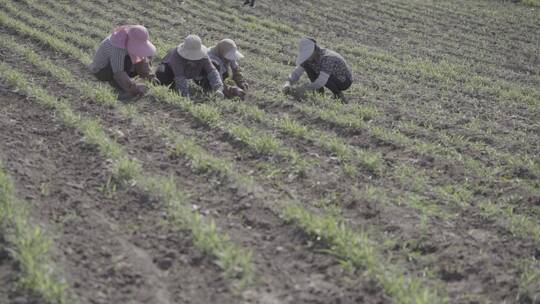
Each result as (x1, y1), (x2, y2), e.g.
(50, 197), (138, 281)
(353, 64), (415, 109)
(1, 34), (531, 304)
(0, 89), (237, 304)
(1, 0), (539, 303)
(0, 40), (388, 304)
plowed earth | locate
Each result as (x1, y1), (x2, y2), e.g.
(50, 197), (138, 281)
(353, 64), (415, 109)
(0, 0), (538, 303)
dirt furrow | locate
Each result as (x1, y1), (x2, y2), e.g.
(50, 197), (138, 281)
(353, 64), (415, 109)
(24, 24), (537, 304)
(0, 78), (238, 303)
(0, 31), (393, 303)
(3, 1), (539, 302)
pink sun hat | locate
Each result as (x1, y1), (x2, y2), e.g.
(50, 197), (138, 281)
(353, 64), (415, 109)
(110, 25), (156, 64)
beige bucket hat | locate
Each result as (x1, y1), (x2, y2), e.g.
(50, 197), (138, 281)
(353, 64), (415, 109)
(218, 39), (245, 61)
(295, 37), (316, 66)
(177, 34), (208, 60)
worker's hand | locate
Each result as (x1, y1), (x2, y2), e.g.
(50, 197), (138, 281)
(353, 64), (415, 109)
(239, 81), (249, 91)
(235, 87), (246, 100)
(134, 83), (147, 95)
(282, 81), (292, 95)
(216, 90), (225, 99)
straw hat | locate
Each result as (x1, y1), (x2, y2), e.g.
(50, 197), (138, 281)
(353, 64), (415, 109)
(110, 25), (156, 63)
(218, 39), (244, 61)
(177, 35), (208, 60)
(295, 37), (316, 66)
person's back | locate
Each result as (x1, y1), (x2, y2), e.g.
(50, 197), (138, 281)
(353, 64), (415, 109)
(303, 48), (352, 84)
(282, 37), (353, 102)
(156, 35), (224, 98)
(89, 25), (157, 99)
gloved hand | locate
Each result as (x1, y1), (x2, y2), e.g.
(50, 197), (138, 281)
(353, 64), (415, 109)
(216, 90), (225, 99)
(282, 81), (292, 95)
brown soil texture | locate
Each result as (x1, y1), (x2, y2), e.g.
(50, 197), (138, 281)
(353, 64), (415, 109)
(0, 47), (386, 304)
(1, 0), (539, 303)
(0, 89), (238, 304)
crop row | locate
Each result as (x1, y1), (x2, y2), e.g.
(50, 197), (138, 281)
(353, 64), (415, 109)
(0, 56), (255, 287)
(30, 0), (540, 167)
(0, 160), (68, 303)
(10, 0), (479, 236)
(270, 0), (540, 81)
(191, 0), (540, 114)
(70, 0), (538, 188)
(236, 0), (540, 91)
(4, 1), (540, 302)
(0, 27), (452, 303)
(8, 0), (540, 246)
(0, 7), (462, 302)
(154, 0), (536, 162)
(316, 0), (535, 61)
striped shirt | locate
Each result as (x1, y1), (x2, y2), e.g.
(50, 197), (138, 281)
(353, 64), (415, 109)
(89, 36), (129, 74)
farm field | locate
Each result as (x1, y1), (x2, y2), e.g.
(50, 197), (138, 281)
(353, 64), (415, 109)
(0, 0), (538, 303)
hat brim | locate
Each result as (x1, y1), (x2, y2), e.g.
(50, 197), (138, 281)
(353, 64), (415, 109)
(225, 50), (244, 61)
(127, 40), (156, 59)
(177, 43), (208, 60)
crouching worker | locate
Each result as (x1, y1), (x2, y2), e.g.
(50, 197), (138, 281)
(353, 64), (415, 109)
(89, 25), (158, 98)
(282, 37), (352, 102)
(207, 39), (249, 99)
(156, 35), (224, 99)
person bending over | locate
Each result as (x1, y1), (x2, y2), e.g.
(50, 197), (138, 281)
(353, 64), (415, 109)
(207, 39), (249, 99)
(89, 25), (158, 98)
(156, 35), (224, 99)
(283, 37), (353, 102)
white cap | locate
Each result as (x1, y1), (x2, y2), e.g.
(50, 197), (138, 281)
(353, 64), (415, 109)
(295, 37), (315, 66)
(177, 34), (208, 60)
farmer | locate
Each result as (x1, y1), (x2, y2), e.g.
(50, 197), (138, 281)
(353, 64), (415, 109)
(282, 37), (353, 102)
(156, 35), (224, 99)
(207, 39), (249, 99)
(89, 25), (158, 98)
(243, 0), (256, 7)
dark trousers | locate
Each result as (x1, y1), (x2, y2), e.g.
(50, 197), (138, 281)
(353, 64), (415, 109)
(305, 66), (352, 97)
(156, 63), (175, 88)
(94, 55), (137, 82)
(244, 0), (256, 7)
